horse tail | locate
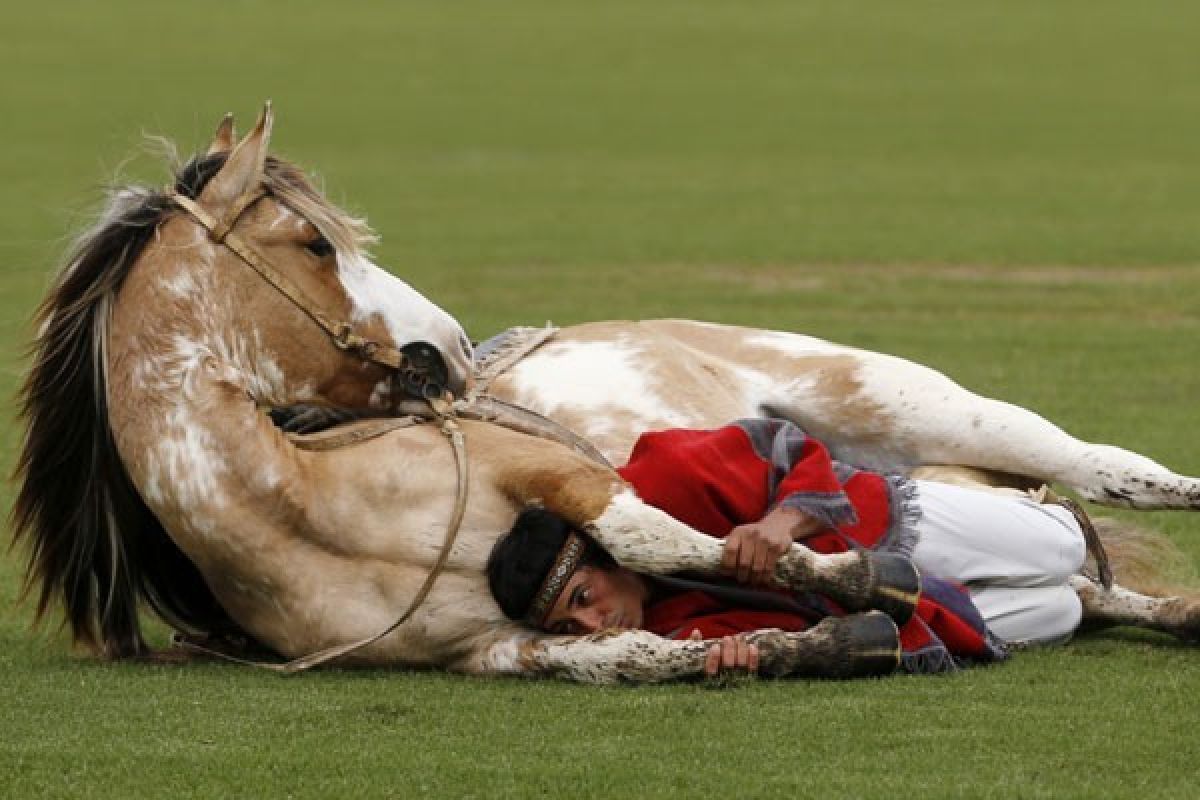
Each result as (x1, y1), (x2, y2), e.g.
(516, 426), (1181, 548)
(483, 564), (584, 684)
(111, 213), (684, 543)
(11, 182), (237, 658)
(1093, 516), (1200, 598)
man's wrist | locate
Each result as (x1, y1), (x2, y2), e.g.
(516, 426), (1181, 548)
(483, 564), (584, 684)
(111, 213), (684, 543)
(767, 505), (821, 539)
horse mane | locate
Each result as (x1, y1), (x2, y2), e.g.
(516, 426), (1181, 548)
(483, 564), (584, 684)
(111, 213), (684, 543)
(10, 148), (372, 658)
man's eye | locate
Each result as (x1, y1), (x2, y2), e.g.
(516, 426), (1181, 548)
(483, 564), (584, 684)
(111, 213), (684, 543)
(305, 235), (334, 258)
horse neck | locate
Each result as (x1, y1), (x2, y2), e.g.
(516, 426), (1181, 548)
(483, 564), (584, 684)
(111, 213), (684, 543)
(104, 232), (310, 569)
(114, 235), (303, 402)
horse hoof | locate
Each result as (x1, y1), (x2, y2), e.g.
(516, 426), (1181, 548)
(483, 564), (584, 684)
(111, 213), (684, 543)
(865, 552), (921, 625)
(826, 611), (902, 679)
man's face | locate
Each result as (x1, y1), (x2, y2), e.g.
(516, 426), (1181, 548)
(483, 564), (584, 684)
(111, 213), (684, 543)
(542, 565), (647, 635)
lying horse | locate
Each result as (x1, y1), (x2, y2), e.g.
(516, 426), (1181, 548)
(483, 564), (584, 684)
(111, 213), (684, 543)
(12, 106), (1199, 683)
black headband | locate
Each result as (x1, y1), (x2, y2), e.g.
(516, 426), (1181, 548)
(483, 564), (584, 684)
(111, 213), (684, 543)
(523, 531), (589, 627)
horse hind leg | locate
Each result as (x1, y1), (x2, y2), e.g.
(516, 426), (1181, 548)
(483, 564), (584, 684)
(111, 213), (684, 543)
(1061, 444), (1200, 512)
(1067, 513), (1200, 641)
(1070, 576), (1200, 643)
(763, 352), (1200, 511)
(916, 387), (1200, 512)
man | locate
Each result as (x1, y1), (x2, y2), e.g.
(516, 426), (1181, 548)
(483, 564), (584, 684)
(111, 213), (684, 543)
(489, 419), (1089, 676)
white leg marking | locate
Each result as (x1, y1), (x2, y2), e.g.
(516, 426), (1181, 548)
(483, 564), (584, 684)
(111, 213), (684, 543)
(587, 490), (723, 573)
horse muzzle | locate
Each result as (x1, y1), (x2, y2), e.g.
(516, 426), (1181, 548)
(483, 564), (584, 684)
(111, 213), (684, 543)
(396, 340), (472, 401)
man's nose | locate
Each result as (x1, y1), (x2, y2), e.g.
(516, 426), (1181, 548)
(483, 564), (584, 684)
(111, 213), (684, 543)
(573, 609), (605, 634)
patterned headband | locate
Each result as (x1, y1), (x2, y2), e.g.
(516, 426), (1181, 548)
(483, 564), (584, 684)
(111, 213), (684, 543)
(524, 531), (589, 628)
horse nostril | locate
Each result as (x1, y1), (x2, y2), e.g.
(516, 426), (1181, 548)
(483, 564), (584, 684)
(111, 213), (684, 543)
(404, 342), (437, 368)
(400, 341), (449, 393)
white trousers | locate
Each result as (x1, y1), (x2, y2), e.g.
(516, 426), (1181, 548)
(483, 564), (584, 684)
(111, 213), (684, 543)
(911, 481), (1087, 645)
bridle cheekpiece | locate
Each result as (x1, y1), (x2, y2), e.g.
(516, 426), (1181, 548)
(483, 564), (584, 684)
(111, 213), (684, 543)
(167, 184), (411, 375)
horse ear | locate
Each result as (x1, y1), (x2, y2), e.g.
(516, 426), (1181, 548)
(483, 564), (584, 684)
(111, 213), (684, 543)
(200, 102), (274, 210)
(206, 113), (236, 155)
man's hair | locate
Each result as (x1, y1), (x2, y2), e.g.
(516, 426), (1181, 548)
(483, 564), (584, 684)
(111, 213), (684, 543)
(487, 508), (617, 622)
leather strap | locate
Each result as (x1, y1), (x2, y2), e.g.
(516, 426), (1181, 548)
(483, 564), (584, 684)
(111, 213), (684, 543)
(287, 416), (423, 452)
(168, 189), (410, 373)
(467, 325), (559, 402)
(276, 412), (469, 672)
(174, 409), (470, 672)
(210, 186), (268, 243)
(1057, 497), (1113, 589)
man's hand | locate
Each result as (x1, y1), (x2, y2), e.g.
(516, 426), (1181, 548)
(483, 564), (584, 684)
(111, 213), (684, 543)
(689, 630), (759, 678)
(721, 505), (821, 586)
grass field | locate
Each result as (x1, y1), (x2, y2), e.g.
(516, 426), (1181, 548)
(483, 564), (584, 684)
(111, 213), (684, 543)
(3, 2), (1199, 798)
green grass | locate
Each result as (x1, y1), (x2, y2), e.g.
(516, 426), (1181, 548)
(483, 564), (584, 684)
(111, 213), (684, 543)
(2, 2), (1200, 798)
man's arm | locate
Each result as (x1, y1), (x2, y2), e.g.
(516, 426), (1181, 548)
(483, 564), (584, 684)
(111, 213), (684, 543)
(722, 505), (824, 586)
(723, 419), (856, 586)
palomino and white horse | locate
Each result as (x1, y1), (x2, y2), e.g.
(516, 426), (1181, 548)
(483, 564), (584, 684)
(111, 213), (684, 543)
(12, 107), (1199, 683)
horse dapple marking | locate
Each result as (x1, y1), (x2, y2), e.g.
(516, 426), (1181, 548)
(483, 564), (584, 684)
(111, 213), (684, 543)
(12, 107), (1199, 683)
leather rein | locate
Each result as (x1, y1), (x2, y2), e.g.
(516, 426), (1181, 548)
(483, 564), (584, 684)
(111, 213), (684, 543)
(168, 183), (471, 672)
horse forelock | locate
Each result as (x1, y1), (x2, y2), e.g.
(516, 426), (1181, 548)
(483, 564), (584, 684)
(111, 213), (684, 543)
(261, 158), (377, 256)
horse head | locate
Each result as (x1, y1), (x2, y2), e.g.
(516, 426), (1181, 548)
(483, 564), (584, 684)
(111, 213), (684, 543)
(145, 104), (473, 410)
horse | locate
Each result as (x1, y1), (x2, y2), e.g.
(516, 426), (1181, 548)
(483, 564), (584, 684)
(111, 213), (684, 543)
(11, 106), (1199, 683)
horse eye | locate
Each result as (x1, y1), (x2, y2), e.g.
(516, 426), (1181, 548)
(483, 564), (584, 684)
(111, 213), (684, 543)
(305, 235), (334, 258)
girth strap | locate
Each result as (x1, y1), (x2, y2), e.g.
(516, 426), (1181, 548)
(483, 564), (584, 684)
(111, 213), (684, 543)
(168, 189), (410, 373)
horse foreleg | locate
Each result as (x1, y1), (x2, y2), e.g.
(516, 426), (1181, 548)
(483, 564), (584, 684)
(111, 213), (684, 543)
(765, 352), (1200, 511)
(460, 613), (900, 684)
(1070, 575), (1200, 642)
(586, 489), (920, 623)
(490, 434), (920, 622)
